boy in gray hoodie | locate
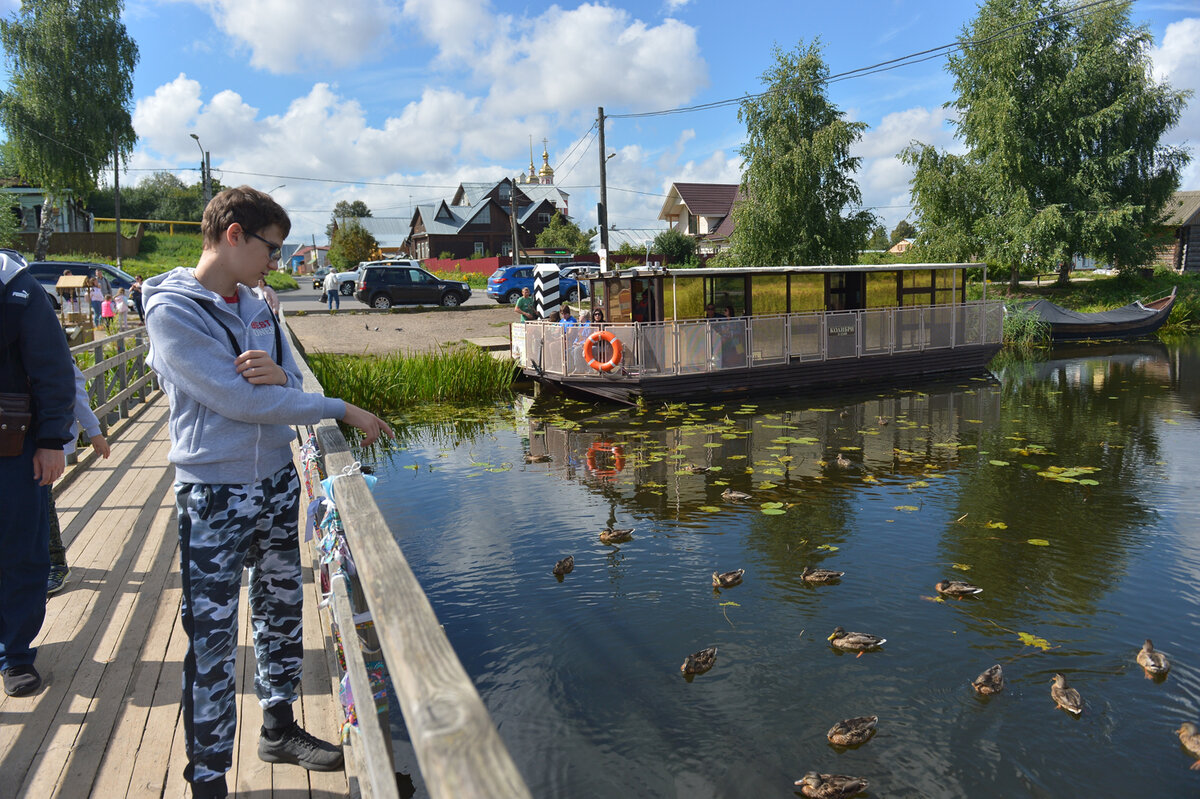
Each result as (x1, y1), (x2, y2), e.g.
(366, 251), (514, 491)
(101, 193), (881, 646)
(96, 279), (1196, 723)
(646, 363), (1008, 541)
(144, 186), (392, 799)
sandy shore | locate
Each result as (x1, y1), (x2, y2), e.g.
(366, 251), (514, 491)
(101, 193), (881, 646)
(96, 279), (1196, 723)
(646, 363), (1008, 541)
(285, 305), (517, 356)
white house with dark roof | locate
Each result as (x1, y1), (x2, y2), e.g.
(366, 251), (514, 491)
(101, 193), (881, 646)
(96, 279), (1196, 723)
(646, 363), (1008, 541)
(658, 182), (741, 254)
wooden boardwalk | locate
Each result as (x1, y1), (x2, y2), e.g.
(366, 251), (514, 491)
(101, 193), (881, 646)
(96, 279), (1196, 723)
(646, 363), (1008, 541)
(0, 395), (349, 799)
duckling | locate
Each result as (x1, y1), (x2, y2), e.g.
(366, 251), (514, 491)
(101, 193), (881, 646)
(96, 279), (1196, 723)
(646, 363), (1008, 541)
(827, 626), (886, 651)
(681, 646), (717, 675)
(523, 453), (552, 463)
(834, 453), (852, 469)
(972, 664), (1004, 695)
(1050, 673), (1083, 715)
(1136, 639), (1170, 677)
(826, 715), (878, 746)
(801, 566), (845, 583)
(935, 579), (983, 597)
(552, 555), (574, 576)
(599, 527), (633, 544)
(1176, 722), (1200, 770)
(794, 771), (869, 798)
(712, 569), (745, 589)
(721, 488), (752, 502)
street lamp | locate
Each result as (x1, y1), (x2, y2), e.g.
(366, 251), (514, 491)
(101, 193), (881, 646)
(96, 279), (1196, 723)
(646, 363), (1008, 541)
(190, 133), (211, 206)
(268, 184), (286, 194)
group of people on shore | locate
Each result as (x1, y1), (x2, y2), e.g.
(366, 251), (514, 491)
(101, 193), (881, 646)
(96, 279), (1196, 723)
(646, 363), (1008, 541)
(58, 268), (146, 333)
(4, 186), (392, 799)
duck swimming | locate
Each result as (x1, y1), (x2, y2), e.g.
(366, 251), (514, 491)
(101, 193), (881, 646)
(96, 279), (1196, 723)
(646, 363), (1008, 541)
(935, 579), (983, 597)
(794, 771), (869, 798)
(721, 488), (752, 502)
(681, 646), (717, 675)
(1136, 639), (1170, 677)
(1176, 722), (1200, 770)
(1051, 673), (1083, 715)
(826, 716), (878, 746)
(827, 627), (886, 651)
(801, 566), (845, 583)
(712, 569), (745, 589)
(552, 555), (574, 576)
(971, 664), (1004, 694)
(599, 527), (633, 544)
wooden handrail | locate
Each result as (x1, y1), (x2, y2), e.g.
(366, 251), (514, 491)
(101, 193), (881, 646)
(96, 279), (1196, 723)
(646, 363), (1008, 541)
(69, 326), (159, 435)
(290, 321), (531, 799)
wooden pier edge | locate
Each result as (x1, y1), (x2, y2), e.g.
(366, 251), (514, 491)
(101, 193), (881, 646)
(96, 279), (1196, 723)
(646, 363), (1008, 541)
(289, 321), (532, 799)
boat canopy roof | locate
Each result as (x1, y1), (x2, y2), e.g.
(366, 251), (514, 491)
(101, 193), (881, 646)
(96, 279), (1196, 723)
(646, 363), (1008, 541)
(1023, 298), (1161, 326)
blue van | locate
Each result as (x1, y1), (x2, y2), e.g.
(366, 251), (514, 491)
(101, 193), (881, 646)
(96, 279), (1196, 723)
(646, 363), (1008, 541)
(486, 264), (589, 305)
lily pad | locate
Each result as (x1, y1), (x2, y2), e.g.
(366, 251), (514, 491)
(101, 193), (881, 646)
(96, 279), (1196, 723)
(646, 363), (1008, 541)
(989, 460), (1009, 467)
(952, 563), (971, 571)
(1027, 538), (1050, 546)
(698, 506), (722, 513)
(1017, 631), (1053, 650)
(894, 505), (919, 512)
(986, 521), (1007, 529)
(760, 508), (786, 516)
(816, 544), (839, 552)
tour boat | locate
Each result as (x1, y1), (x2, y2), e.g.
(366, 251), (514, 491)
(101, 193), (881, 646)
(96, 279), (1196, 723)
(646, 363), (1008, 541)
(511, 263), (1005, 403)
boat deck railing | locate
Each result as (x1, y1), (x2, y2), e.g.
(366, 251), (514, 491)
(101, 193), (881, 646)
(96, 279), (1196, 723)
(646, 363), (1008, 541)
(513, 301), (1004, 379)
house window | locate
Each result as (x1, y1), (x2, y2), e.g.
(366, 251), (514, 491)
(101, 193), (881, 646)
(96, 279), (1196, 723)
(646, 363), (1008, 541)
(500, 243), (511, 255)
(688, 213), (697, 234)
(474, 242), (484, 256)
(538, 212), (551, 226)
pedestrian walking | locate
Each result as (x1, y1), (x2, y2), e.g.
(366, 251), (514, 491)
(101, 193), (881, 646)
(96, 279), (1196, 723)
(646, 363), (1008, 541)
(322, 269), (340, 310)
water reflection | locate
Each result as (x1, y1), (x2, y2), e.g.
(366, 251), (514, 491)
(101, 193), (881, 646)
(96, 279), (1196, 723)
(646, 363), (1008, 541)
(366, 339), (1200, 798)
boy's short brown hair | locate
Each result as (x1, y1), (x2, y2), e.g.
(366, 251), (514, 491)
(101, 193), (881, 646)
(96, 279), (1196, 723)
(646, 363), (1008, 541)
(202, 185), (291, 246)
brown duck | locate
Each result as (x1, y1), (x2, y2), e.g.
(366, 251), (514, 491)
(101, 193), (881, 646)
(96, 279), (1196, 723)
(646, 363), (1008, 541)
(1136, 639), (1170, 677)
(794, 771), (869, 798)
(552, 556), (574, 576)
(681, 646), (717, 675)
(801, 566), (844, 583)
(827, 627), (886, 652)
(935, 579), (982, 597)
(971, 664), (1004, 695)
(712, 569), (745, 589)
(826, 715), (878, 746)
(1050, 673), (1083, 715)
(1177, 722), (1200, 770)
(599, 527), (633, 544)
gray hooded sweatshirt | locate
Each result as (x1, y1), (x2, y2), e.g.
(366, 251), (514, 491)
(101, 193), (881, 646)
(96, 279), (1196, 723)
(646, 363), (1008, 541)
(144, 267), (344, 484)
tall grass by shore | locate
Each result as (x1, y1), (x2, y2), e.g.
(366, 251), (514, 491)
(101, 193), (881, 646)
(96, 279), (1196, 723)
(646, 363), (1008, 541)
(307, 345), (518, 410)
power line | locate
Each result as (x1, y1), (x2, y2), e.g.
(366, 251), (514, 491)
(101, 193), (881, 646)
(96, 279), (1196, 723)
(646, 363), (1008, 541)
(552, 121), (597, 175)
(555, 128), (598, 184)
(608, 0), (1126, 120)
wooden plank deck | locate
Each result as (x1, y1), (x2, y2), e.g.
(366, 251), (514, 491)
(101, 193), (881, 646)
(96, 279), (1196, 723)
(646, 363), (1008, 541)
(0, 395), (349, 799)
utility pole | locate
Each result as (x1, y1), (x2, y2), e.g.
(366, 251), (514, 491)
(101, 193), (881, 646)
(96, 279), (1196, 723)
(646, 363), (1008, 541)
(113, 133), (122, 268)
(510, 179), (520, 265)
(597, 106), (609, 266)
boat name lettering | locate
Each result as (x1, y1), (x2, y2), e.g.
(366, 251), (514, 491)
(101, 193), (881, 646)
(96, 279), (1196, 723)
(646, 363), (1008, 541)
(828, 325), (856, 336)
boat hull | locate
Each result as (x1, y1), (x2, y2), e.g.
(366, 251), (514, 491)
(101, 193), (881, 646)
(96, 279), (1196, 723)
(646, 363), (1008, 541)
(1031, 290), (1176, 342)
(530, 343), (1002, 403)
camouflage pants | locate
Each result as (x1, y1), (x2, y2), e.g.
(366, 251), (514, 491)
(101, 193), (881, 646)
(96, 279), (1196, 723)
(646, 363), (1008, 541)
(175, 463), (303, 785)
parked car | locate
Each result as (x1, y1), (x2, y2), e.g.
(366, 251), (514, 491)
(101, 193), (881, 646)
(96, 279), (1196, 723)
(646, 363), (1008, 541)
(486, 264), (589, 305)
(333, 260), (421, 295)
(27, 260), (137, 310)
(355, 264), (471, 308)
(312, 266), (333, 290)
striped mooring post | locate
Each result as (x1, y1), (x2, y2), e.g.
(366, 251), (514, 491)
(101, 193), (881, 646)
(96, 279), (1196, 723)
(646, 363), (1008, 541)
(534, 263), (560, 318)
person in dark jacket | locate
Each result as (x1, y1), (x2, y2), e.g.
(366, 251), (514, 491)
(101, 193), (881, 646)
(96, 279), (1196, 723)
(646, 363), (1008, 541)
(0, 249), (75, 697)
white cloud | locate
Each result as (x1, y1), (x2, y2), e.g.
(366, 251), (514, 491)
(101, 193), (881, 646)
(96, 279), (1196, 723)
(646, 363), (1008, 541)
(1151, 16), (1200, 189)
(664, 0), (691, 9)
(197, 0), (398, 73)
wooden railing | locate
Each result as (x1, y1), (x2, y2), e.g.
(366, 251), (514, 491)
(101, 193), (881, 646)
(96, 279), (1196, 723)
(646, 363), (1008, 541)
(69, 326), (158, 440)
(290, 326), (532, 799)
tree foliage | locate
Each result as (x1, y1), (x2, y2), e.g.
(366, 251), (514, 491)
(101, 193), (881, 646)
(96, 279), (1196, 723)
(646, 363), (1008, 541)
(87, 171), (222, 224)
(730, 39), (875, 266)
(534, 211), (595, 255)
(327, 199), (372, 238)
(328, 221), (380, 269)
(652, 228), (698, 265)
(0, 0), (139, 258)
(904, 0), (1190, 285)
(889, 219), (917, 245)
(865, 225), (889, 250)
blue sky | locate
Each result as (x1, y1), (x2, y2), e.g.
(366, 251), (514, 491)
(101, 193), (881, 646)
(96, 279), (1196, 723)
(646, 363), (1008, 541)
(3, 0), (1197, 244)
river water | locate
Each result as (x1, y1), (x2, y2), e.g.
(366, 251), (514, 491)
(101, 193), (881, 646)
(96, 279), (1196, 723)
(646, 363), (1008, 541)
(364, 338), (1200, 798)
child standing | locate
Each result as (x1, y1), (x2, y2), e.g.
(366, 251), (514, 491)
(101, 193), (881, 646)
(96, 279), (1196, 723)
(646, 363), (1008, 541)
(100, 294), (115, 332)
(114, 288), (129, 329)
(144, 186), (393, 799)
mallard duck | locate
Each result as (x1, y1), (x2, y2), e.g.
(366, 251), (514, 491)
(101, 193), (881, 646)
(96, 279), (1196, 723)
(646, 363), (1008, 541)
(681, 646), (717, 675)
(834, 453), (852, 469)
(680, 464), (709, 474)
(972, 664), (1004, 695)
(935, 579), (983, 597)
(722, 488), (751, 501)
(523, 453), (552, 463)
(552, 555), (574, 576)
(599, 527), (633, 544)
(712, 569), (745, 588)
(876, 415), (890, 426)
(1136, 639), (1170, 677)
(1176, 722), (1200, 770)
(827, 627), (886, 651)
(826, 715), (878, 746)
(801, 566), (845, 583)
(794, 771), (869, 798)
(1050, 673), (1083, 715)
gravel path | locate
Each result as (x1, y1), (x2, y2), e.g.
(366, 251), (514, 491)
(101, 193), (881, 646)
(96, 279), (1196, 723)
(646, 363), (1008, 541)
(285, 305), (517, 355)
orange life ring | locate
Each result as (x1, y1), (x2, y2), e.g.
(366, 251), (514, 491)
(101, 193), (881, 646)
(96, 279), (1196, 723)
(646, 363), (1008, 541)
(586, 442), (626, 477)
(583, 329), (623, 372)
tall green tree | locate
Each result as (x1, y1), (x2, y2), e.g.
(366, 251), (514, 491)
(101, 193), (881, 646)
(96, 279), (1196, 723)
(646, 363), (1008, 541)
(535, 211), (594, 255)
(889, 219), (917, 246)
(903, 0), (1190, 286)
(652, 228), (698, 265)
(865, 225), (889, 250)
(327, 199), (372, 238)
(730, 40), (875, 266)
(0, 0), (139, 259)
(327, 221), (379, 269)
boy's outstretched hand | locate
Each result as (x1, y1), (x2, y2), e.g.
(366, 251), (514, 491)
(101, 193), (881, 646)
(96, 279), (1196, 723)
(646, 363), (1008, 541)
(342, 403), (395, 446)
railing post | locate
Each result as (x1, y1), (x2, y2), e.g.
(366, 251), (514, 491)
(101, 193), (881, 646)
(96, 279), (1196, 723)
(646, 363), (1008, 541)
(117, 335), (130, 418)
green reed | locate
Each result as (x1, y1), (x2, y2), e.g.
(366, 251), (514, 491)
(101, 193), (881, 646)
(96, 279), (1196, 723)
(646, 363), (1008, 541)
(307, 344), (518, 411)
(1000, 303), (1051, 351)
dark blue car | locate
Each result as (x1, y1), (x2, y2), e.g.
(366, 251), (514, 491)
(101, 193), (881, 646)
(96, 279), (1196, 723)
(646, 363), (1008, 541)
(487, 264), (589, 305)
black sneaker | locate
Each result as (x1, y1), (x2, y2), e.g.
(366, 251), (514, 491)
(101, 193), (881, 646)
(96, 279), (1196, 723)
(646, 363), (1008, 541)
(47, 566), (70, 595)
(2, 664), (43, 697)
(258, 722), (344, 771)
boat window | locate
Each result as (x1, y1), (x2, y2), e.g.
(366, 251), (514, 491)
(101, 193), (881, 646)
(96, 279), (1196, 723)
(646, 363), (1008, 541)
(900, 269), (935, 306)
(789, 274), (823, 312)
(752, 274), (787, 315)
(935, 268), (960, 304)
(827, 272), (866, 311)
(709, 275), (746, 317)
(664, 276), (704, 320)
(866, 272), (897, 308)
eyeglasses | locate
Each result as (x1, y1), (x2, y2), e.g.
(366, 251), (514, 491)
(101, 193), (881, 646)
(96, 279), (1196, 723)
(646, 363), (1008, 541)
(245, 230), (282, 261)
